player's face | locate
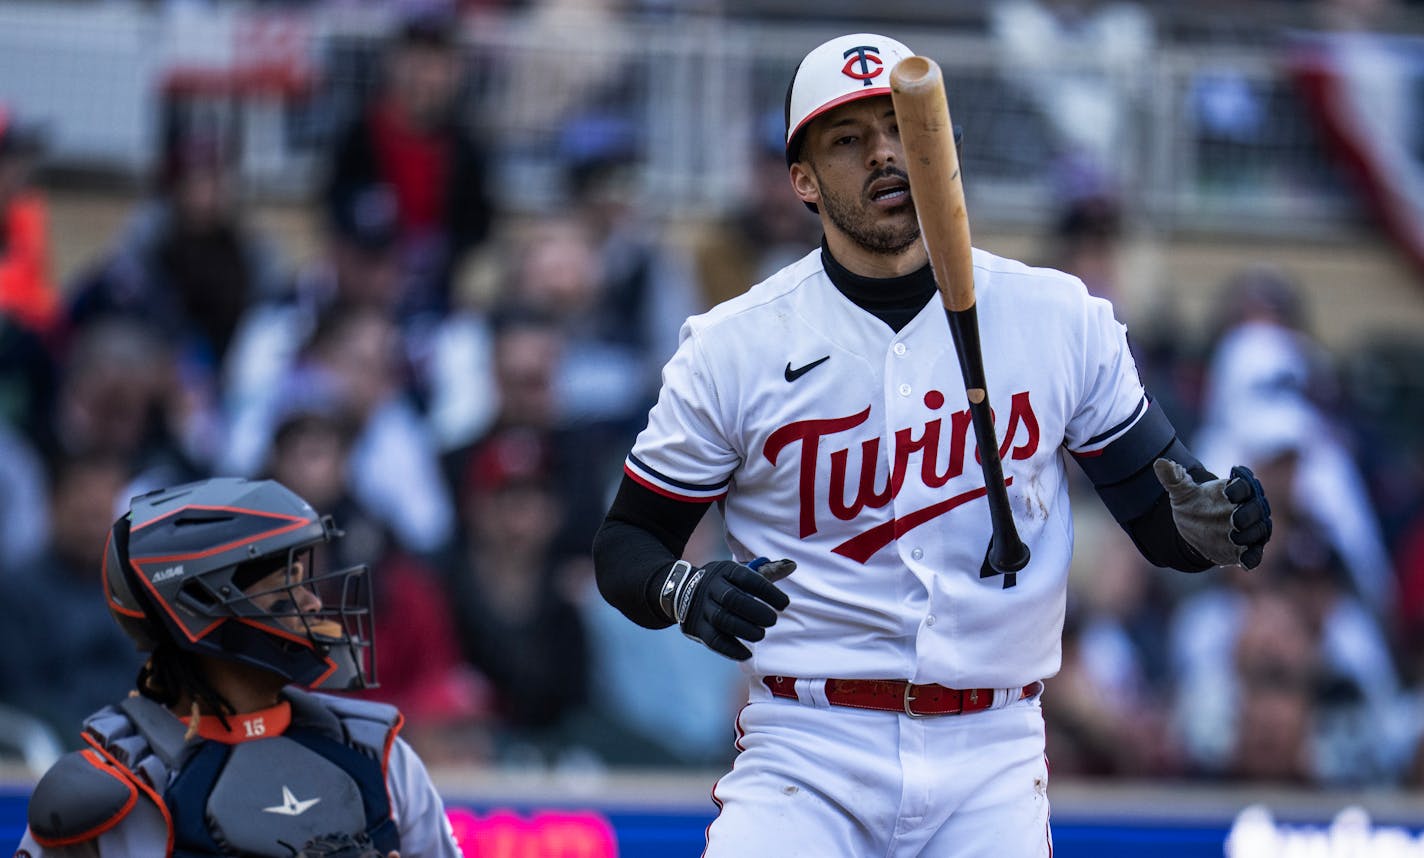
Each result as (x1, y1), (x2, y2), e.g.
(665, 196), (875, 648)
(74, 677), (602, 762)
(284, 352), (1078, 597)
(245, 558), (324, 635)
(792, 96), (920, 256)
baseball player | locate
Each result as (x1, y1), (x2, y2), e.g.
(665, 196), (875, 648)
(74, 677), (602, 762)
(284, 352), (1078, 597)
(15, 478), (460, 858)
(592, 32), (1272, 857)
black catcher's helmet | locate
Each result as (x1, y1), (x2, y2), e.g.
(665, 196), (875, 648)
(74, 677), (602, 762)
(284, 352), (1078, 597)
(103, 478), (377, 691)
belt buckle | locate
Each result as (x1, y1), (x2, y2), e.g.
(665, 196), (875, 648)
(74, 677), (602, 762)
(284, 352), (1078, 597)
(902, 683), (928, 718)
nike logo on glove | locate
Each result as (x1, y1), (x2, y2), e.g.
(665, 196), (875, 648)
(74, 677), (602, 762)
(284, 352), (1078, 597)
(785, 356), (830, 382)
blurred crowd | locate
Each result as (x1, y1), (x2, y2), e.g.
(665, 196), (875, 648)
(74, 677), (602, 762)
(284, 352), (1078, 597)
(0, 0), (1422, 792)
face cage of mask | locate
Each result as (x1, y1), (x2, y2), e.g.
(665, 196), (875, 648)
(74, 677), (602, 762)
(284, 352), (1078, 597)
(219, 542), (378, 689)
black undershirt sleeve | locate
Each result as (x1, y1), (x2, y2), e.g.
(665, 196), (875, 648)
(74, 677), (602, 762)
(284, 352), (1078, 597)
(1071, 397), (1214, 572)
(1125, 488), (1214, 572)
(592, 476), (712, 629)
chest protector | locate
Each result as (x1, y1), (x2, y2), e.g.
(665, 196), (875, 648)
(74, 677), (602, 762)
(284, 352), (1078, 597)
(83, 689), (401, 857)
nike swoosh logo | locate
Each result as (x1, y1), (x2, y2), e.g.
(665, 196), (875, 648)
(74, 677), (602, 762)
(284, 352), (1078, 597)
(784, 356), (830, 382)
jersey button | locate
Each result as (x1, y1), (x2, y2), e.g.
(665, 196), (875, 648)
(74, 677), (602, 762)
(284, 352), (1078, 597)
(925, 615), (937, 627)
(893, 342), (907, 356)
(898, 383), (912, 397)
(910, 547), (924, 560)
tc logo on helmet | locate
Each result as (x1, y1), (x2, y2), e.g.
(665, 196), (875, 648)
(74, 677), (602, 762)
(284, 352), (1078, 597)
(841, 46), (884, 85)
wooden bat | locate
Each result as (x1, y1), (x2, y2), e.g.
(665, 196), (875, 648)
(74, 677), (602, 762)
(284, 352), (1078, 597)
(890, 56), (1030, 587)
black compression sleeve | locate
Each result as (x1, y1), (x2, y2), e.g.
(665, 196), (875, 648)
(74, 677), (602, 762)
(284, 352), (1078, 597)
(592, 476), (712, 629)
(1072, 397), (1215, 572)
(1122, 483), (1214, 572)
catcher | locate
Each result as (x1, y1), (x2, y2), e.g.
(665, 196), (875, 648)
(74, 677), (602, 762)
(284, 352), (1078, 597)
(14, 478), (460, 857)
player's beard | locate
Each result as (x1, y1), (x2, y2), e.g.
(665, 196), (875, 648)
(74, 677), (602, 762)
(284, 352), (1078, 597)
(813, 165), (921, 256)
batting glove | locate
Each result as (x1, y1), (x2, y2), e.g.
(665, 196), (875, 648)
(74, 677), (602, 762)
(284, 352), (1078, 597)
(1153, 458), (1272, 569)
(658, 558), (794, 661)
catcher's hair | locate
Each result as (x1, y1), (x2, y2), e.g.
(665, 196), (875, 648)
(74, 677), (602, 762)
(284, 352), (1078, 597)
(136, 641), (236, 738)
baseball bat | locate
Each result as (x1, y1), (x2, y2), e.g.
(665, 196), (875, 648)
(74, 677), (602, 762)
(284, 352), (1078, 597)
(890, 56), (1030, 587)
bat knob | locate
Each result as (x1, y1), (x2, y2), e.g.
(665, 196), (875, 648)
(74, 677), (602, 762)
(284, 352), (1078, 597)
(980, 537), (1030, 588)
(990, 535), (1031, 574)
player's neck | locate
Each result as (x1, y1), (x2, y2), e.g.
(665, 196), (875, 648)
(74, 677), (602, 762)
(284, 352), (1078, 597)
(821, 229), (928, 278)
(187, 655), (288, 715)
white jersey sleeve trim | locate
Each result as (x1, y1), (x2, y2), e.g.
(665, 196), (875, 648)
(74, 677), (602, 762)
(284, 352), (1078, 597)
(1065, 393), (1149, 457)
(625, 454), (730, 502)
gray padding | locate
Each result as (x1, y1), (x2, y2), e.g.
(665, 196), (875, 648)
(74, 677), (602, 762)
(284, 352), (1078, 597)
(288, 689), (399, 759)
(28, 751), (137, 843)
(85, 704), (166, 791)
(119, 695), (195, 768)
(207, 737), (366, 855)
(88, 698), (195, 791)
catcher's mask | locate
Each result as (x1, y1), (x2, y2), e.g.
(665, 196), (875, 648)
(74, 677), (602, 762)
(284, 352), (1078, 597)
(104, 478), (377, 691)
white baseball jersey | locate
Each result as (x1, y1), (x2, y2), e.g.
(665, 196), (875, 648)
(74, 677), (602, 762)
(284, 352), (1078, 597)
(625, 247), (1147, 689)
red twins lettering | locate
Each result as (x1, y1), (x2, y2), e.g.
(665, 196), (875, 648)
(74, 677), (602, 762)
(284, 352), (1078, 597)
(764, 390), (1041, 560)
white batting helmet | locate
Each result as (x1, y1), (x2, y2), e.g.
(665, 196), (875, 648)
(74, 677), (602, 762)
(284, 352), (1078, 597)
(784, 33), (916, 165)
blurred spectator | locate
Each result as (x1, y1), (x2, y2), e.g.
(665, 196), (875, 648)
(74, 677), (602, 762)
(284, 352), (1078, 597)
(1277, 532), (1405, 784)
(65, 124), (286, 472)
(0, 107), (59, 442)
(224, 304), (455, 555)
(1227, 593), (1317, 784)
(0, 105), (58, 335)
(225, 182), (499, 455)
(442, 429), (590, 742)
(1047, 516), (1178, 777)
(1171, 516), (1403, 783)
(0, 454), (139, 744)
(498, 214), (658, 426)
(564, 122), (702, 368)
(40, 318), (199, 498)
(68, 128), (286, 376)
(0, 420), (47, 573)
(443, 309), (628, 560)
(262, 408), (494, 765)
(1193, 266), (1394, 616)
(324, 11), (493, 319)
(262, 408), (379, 567)
(1040, 156), (1124, 304)
(0, 313), (56, 443)
(691, 135), (821, 308)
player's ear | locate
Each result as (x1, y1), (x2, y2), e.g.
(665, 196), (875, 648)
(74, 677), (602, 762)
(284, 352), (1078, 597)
(789, 162), (820, 209)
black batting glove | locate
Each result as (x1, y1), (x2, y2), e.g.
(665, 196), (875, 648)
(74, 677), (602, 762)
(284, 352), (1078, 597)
(1154, 459), (1273, 569)
(1225, 465), (1272, 569)
(658, 559), (793, 661)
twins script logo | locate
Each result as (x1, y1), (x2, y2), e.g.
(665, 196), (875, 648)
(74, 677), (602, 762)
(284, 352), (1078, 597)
(763, 389), (1040, 562)
(841, 45), (884, 86)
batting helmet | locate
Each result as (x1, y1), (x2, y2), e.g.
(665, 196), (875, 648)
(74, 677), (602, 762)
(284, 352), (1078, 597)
(103, 477), (377, 691)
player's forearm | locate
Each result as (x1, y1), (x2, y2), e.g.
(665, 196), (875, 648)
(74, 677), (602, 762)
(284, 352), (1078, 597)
(593, 475), (712, 629)
(1072, 397), (1214, 572)
(1121, 489), (1214, 572)
(593, 518), (679, 629)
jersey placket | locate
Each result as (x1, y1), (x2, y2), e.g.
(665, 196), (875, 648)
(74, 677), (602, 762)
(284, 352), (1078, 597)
(882, 313), (955, 679)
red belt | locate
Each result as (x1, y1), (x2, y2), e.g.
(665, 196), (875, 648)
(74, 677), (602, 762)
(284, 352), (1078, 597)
(763, 676), (1039, 718)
